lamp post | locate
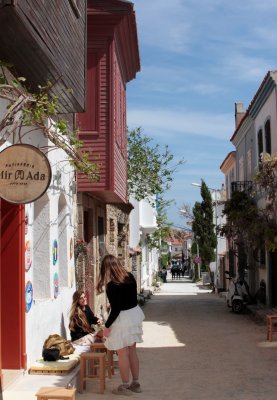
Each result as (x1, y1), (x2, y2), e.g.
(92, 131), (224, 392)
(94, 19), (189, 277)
(191, 182), (219, 290)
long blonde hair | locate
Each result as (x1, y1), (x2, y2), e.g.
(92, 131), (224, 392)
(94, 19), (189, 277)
(96, 254), (130, 294)
(69, 290), (93, 333)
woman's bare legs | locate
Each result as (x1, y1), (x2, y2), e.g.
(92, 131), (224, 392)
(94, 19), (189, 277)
(128, 343), (139, 381)
(116, 347), (130, 384)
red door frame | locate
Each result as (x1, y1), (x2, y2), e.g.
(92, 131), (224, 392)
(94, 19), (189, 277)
(0, 199), (26, 380)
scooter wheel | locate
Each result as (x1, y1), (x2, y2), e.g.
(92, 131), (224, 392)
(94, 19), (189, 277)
(232, 299), (243, 313)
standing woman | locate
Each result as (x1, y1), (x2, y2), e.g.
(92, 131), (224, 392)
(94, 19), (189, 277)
(96, 254), (145, 395)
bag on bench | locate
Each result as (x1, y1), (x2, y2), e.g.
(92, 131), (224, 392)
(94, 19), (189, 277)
(42, 334), (75, 361)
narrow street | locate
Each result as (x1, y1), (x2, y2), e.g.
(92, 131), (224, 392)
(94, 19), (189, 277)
(4, 275), (277, 400)
(135, 276), (277, 400)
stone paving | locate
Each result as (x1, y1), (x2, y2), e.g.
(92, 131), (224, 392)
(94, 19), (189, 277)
(3, 276), (277, 399)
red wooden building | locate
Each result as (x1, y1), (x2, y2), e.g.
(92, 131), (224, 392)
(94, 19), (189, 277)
(77, 0), (140, 203)
(75, 0), (140, 310)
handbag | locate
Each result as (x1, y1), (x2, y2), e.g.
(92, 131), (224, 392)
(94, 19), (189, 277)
(42, 347), (60, 361)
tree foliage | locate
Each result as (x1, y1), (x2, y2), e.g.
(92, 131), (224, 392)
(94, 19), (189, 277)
(127, 127), (185, 250)
(219, 153), (277, 267)
(219, 190), (263, 274)
(127, 127), (185, 203)
(192, 180), (216, 267)
(146, 195), (172, 250)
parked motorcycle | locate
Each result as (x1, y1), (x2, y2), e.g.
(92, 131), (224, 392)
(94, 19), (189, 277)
(225, 271), (254, 313)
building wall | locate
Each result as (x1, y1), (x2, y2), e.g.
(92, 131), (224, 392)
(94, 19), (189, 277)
(254, 90), (277, 159)
(0, 96), (76, 367)
(129, 196), (158, 290)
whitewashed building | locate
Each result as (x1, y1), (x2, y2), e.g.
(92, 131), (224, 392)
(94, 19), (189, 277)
(129, 196), (159, 291)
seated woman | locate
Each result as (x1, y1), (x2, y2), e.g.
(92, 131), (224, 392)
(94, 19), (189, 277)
(69, 290), (103, 347)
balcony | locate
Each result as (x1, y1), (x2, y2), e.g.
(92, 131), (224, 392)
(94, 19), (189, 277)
(231, 181), (253, 194)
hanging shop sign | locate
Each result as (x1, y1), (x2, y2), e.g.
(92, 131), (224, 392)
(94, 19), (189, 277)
(0, 144), (52, 204)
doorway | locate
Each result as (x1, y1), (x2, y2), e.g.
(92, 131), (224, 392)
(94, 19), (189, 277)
(0, 199), (26, 378)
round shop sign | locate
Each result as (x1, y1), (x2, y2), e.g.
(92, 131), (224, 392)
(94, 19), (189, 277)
(0, 144), (52, 204)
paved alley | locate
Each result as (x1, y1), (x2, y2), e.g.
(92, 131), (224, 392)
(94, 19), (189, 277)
(4, 276), (277, 400)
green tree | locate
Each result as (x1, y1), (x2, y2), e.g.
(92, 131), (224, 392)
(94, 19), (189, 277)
(127, 127), (185, 250)
(127, 127), (185, 203)
(192, 180), (216, 269)
(145, 195), (172, 250)
(220, 187), (277, 276)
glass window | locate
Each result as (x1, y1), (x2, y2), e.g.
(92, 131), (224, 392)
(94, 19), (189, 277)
(265, 120), (271, 155)
(258, 129), (263, 162)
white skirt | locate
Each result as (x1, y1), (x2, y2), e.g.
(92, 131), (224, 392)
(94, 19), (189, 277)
(104, 305), (145, 351)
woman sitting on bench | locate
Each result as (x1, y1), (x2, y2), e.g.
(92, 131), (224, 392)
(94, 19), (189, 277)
(69, 290), (103, 347)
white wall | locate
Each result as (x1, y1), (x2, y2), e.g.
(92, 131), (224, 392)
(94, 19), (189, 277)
(0, 98), (77, 366)
(129, 197), (140, 248)
(129, 195), (159, 289)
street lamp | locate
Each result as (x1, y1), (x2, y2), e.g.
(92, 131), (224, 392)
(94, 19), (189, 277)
(191, 182), (219, 290)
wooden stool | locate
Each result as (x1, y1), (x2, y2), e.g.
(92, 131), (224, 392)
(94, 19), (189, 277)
(90, 342), (115, 378)
(266, 314), (277, 341)
(35, 386), (76, 400)
(79, 352), (106, 394)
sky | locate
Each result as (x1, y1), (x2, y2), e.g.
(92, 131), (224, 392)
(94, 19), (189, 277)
(126, 0), (277, 228)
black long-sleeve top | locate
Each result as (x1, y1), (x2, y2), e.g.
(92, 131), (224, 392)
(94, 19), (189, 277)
(70, 304), (99, 342)
(105, 272), (138, 328)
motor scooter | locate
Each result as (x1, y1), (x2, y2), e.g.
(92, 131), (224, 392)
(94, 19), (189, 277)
(225, 271), (252, 313)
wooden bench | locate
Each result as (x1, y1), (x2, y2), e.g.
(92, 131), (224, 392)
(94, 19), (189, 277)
(29, 353), (80, 376)
(266, 314), (277, 341)
(35, 386), (76, 400)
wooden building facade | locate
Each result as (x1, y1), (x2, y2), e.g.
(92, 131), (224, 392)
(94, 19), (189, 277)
(76, 0), (140, 312)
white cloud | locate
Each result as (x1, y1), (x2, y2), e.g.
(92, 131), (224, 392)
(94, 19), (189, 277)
(127, 108), (234, 141)
(219, 52), (271, 83)
(135, 0), (192, 53)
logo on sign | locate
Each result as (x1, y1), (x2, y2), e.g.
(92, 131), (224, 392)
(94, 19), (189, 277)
(0, 144), (51, 204)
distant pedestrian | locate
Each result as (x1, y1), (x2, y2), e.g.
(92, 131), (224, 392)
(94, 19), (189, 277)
(162, 268), (167, 283)
(171, 266), (176, 279)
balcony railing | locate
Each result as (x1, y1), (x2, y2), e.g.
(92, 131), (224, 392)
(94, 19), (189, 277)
(231, 181), (253, 194)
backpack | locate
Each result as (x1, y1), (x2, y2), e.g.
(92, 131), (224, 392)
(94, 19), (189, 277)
(43, 334), (75, 357)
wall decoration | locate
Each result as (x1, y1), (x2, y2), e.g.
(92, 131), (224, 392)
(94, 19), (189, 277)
(25, 281), (33, 313)
(52, 239), (58, 265)
(53, 272), (59, 298)
(70, 238), (73, 260)
(25, 240), (32, 272)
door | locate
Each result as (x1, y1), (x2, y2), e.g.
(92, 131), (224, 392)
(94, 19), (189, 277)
(270, 251), (277, 307)
(0, 199), (26, 375)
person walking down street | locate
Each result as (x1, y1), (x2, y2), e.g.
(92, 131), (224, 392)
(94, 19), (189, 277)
(96, 254), (145, 396)
(171, 266), (176, 279)
(162, 268), (167, 283)
(69, 290), (103, 348)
